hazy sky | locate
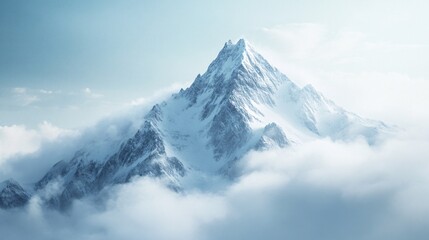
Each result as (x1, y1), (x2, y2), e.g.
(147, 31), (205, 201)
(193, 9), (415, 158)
(1, 0), (428, 128)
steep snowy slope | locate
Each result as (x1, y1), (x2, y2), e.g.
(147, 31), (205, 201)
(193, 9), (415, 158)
(34, 108), (186, 209)
(0, 39), (393, 209)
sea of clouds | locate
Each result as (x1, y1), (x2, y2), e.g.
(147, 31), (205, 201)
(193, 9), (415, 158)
(1, 123), (429, 239)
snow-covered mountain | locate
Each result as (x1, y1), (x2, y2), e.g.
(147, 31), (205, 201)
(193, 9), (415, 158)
(0, 39), (392, 209)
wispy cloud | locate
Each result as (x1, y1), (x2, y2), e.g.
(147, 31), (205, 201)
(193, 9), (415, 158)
(10, 87), (65, 107)
(39, 89), (54, 94)
(83, 87), (103, 99)
(127, 82), (187, 106)
(261, 23), (428, 64)
(8, 87), (105, 109)
(12, 87), (27, 94)
(0, 86), (119, 129)
(261, 23), (367, 62)
(12, 87), (40, 106)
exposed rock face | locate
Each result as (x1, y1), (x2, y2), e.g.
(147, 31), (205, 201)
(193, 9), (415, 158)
(255, 123), (289, 151)
(0, 179), (30, 209)
(35, 109), (186, 209)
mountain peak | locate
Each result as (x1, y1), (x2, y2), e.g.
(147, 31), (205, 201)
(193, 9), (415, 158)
(196, 38), (283, 88)
(223, 38), (249, 51)
(182, 38), (290, 108)
(219, 38), (256, 64)
(0, 178), (30, 209)
(0, 178), (19, 189)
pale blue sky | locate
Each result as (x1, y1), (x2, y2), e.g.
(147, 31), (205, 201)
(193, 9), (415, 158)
(1, 0), (428, 128)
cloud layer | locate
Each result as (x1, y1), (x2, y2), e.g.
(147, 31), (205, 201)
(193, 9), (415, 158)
(1, 132), (429, 240)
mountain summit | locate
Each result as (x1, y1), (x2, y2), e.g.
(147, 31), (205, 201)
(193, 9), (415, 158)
(188, 38), (284, 105)
(0, 39), (392, 209)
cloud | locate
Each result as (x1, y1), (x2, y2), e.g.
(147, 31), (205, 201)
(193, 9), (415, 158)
(0, 125), (41, 162)
(11, 87), (40, 106)
(39, 89), (54, 94)
(0, 122), (72, 163)
(9, 87), (63, 107)
(83, 87), (103, 99)
(309, 72), (429, 132)
(12, 88), (27, 94)
(261, 23), (366, 63)
(260, 23), (428, 67)
(0, 86), (117, 129)
(7, 86), (105, 110)
(127, 82), (188, 106)
(0, 122), (78, 180)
